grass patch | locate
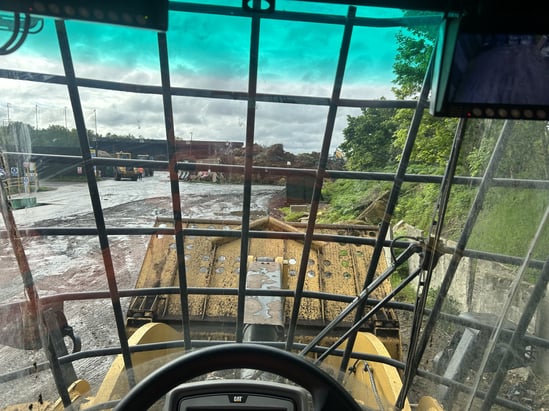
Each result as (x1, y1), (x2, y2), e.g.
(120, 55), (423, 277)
(320, 179), (389, 223)
(468, 187), (549, 261)
(279, 206), (307, 222)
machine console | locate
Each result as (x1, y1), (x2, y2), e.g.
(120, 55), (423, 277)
(164, 380), (310, 411)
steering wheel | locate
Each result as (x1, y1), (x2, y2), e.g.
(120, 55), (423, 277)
(114, 343), (362, 411)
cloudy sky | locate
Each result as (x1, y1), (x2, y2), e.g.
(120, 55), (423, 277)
(0, 1), (407, 154)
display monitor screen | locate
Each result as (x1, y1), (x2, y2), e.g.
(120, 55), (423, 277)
(430, 16), (549, 120)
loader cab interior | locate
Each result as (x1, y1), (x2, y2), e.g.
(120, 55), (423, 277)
(0, 1), (548, 410)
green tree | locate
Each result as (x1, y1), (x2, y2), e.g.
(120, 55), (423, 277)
(333, 14), (462, 228)
(392, 11), (438, 99)
(339, 106), (398, 171)
(392, 110), (458, 173)
(31, 125), (79, 147)
(390, 12), (459, 173)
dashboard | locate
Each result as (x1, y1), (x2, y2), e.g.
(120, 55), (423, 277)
(164, 380), (310, 411)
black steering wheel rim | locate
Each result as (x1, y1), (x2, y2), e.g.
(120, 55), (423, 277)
(114, 343), (362, 411)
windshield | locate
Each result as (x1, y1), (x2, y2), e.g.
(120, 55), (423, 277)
(0, 1), (548, 410)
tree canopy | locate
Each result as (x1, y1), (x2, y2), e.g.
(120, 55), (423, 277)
(339, 105), (398, 171)
(333, 13), (549, 254)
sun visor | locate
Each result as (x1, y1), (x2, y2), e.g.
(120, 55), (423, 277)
(0, 0), (168, 31)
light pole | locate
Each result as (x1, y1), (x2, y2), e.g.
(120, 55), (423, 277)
(94, 109), (97, 136)
(190, 131), (193, 157)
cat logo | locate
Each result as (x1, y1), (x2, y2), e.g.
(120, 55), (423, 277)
(229, 394), (247, 403)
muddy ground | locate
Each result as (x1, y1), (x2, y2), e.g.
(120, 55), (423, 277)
(0, 177), (283, 408)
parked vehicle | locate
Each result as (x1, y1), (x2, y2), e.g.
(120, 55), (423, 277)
(136, 154), (154, 177)
(114, 152), (139, 181)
